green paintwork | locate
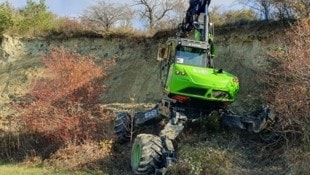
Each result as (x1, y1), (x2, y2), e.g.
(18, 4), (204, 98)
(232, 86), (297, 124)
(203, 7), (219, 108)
(161, 38), (239, 102)
(165, 64), (239, 102)
(131, 143), (141, 168)
(194, 29), (202, 41)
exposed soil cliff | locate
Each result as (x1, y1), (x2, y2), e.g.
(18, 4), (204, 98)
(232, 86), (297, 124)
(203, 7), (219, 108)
(0, 23), (298, 175)
(0, 26), (274, 107)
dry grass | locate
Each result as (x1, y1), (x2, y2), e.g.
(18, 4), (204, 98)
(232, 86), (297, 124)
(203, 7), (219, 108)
(0, 164), (60, 175)
(285, 148), (310, 175)
(168, 144), (237, 175)
(44, 140), (113, 171)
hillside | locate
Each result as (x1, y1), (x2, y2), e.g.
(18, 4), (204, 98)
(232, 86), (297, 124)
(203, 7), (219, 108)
(0, 20), (309, 175)
(0, 22), (283, 112)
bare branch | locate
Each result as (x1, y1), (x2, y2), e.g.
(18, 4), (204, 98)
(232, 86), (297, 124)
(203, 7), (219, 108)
(133, 0), (185, 30)
(82, 0), (134, 31)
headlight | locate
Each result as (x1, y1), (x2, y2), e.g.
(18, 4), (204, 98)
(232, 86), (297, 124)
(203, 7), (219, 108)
(175, 70), (186, 76)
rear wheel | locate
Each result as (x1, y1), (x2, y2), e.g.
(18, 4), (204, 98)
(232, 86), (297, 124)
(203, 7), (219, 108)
(114, 112), (132, 143)
(131, 134), (164, 174)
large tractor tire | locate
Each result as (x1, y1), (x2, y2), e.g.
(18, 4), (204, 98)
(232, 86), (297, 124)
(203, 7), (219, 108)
(131, 134), (164, 174)
(114, 112), (132, 143)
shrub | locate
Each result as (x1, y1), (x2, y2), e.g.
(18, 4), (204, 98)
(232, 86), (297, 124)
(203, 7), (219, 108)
(263, 19), (310, 143)
(12, 0), (57, 35)
(16, 48), (114, 145)
(0, 2), (14, 33)
(55, 17), (85, 35)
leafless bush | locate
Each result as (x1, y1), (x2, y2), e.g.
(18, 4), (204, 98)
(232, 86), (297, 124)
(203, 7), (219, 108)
(263, 19), (309, 142)
(16, 48), (115, 145)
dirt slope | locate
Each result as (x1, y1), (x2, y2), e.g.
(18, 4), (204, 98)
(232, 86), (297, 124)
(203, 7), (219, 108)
(0, 24), (280, 128)
(0, 26), (275, 107)
(0, 23), (293, 174)
(0, 34), (163, 105)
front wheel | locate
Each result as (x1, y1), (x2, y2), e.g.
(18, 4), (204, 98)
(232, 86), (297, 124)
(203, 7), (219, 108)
(131, 134), (164, 174)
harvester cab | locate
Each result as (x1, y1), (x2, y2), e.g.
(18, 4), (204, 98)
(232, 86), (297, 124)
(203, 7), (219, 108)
(157, 37), (239, 105)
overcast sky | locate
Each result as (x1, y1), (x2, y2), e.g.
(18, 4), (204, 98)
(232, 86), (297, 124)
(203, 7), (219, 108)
(1, 0), (241, 17)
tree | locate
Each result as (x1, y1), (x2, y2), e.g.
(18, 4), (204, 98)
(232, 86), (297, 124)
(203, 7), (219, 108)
(209, 6), (257, 26)
(0, 2), (14, 33)
(238, 0), (273, 21)
(289, 0), (309, 18)
(209, 5), (222, 25)
(20, 0), (48, 17)
(223, 9), (258, 24)
(169, 0), (187, 25)
(271, 1), (294, 20)
(82, 0), (134, 31)
(238, 0), (309, 20)
(271, 0), (309, 19)
(133, 0), (182, 30)
(16, 0), (56, 33)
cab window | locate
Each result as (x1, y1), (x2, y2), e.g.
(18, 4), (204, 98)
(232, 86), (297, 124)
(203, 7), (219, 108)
(175, 46), (207, 67)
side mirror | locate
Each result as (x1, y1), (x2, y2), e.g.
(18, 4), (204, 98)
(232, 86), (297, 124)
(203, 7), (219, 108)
(157, 44), (167, 61)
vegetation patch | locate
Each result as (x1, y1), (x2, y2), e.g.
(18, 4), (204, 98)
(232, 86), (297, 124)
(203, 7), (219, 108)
(16, 48), (113, 144)
(168, 143), (237, 175)
(0, 48), (115, 164)
(263, 19), (309, 144)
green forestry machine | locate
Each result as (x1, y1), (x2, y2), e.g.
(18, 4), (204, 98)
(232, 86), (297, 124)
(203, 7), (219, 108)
(114, 0), (275, 174)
